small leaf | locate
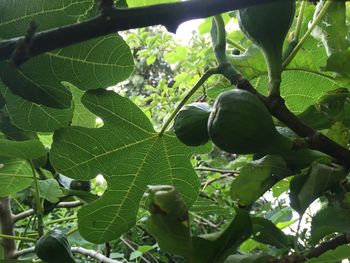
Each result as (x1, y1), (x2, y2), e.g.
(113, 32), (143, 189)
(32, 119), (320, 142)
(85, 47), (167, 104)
(251, 217), (292, 249)
(316, 88), (350, 121)
(324, 50), (350, 79)
(37, 179), (64, 203)
(326, 122), (350, 147)
(146, 55), (156, 65)
(164, 47), (189, 64)
(272, 178), (291, 198)
(290, 162), (345, 215)
(193, 208), (252, 263)
(311, 206), (350, 243)
(298, 105), (332, 130)
(231, 155), (291, 206)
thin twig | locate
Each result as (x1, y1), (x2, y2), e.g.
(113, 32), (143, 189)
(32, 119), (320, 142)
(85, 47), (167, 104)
(72, 246), (122, 263)
(201, 173), (235, 190)
(29, 161), (44, 237)
(12, 247), (35, 258)
(13, 246), (123, 263)
(195, 167), (238, 174)
(0, 233), (35, 243)
(46, 216), (77, 226)
(13, 200), (83, 222)
(120, 237), (151, 263)
(226, 38), (245, 53)
(191, 213), (222, 229)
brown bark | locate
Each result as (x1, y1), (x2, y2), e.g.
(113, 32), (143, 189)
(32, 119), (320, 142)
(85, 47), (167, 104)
(0, 197), (16, 258)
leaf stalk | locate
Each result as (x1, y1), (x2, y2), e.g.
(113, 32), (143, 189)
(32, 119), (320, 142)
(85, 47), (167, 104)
(159, 67), (219, 135)
(283, 0), (332, 68)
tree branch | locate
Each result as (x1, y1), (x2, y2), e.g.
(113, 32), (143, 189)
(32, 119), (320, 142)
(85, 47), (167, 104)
(201, 173), (235, 189)
(0, 0), (278, 64)
(210, 14), (350, 167)
(235, 77), (350, 167)
(120, 237), (151, 263)
(13, 246), (122, 263)
(0, 197), (16, 259)
(72, 246), (122, 263)
(13, 200), (83, 222)
(195, 167), (238, 174)
(306, 234), (350, 259)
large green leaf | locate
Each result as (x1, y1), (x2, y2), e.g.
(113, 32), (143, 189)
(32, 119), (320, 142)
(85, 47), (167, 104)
(230, 37), (328, 81)
(290, 162), (346, 215)
(0, 138), (47, 159)
(231, 155), (291, 206)
(50, 89), (202, 243)
(286, 38), (328, 73)
(311, 206), (350, 243)
(0, 35), (134, 108)
(255, 71), (339, 114)
(0, 61), (72, 109)
(0, 84), (73, 132)
(0, 114), (39, 141)
(0, 0), (93, 39)
(0, 159), (33, 197)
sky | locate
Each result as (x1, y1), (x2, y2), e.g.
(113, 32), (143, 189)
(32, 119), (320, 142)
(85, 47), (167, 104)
(175, 19), (204, 43)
